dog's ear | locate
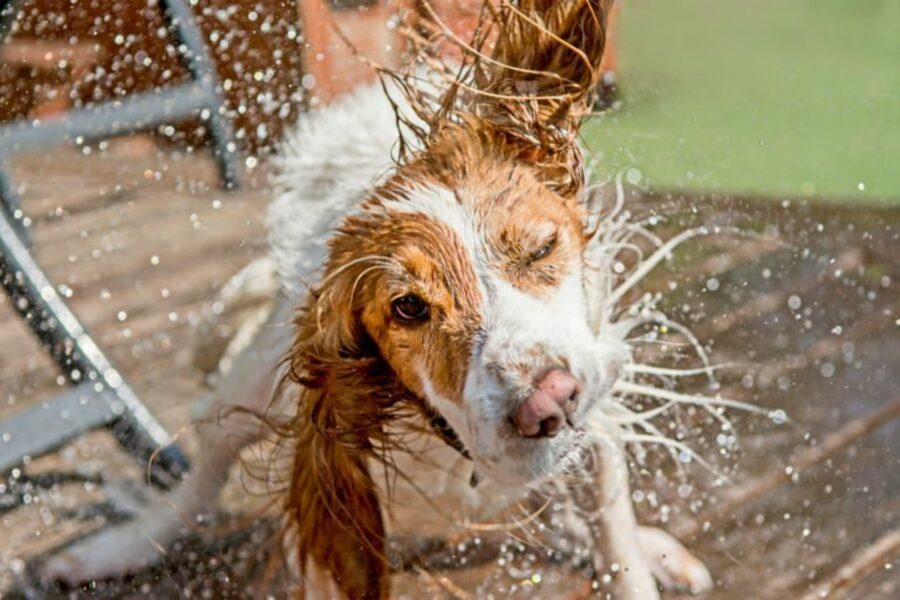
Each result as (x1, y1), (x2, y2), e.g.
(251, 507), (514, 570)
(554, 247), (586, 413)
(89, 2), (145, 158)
(477, 0), (613, 194)
(412, 0), (614, 196)
(282, 248), (397, 599)
(287, 384), (389, 600)
(476, 1), (614, 120)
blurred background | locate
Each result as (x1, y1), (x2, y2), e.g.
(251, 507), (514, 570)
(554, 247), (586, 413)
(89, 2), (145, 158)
(585, 0), (900, 204)
(3, 0), (898, 204)
(0, 1), (897, 598)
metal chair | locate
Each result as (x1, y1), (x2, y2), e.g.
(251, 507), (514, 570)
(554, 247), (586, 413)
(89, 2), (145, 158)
(0, 0), (242, 486)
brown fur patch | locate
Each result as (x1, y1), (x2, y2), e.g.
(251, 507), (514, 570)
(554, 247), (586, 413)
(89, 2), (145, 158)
(393, 0), (615, 196)
(348, 208), (483, 404)
(398, 141), (587, 297)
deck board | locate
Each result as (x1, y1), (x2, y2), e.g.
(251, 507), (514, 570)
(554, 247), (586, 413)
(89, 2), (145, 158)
(0, 140), (898, 598)
(0, 141), (267, 427)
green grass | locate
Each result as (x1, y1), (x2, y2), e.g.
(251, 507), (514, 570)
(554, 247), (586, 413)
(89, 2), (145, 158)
(583, 0), (900, 204)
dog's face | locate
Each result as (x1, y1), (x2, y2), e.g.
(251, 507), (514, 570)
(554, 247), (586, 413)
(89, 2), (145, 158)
(322, 158), (628, 487)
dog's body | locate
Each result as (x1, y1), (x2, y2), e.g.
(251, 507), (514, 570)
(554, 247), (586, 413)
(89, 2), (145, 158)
(44, 2), (716, 597)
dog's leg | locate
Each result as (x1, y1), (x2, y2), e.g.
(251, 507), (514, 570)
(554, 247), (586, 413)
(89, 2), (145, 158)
(637, 526), (713, 595)
(41, 294), (294, 584)
(569, 440), (659, 600)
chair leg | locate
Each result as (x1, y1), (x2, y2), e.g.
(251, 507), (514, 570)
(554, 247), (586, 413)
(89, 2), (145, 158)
(0, 205), (189, 488)
(0, 0), (241, 487)
(0, 161), (29, 244)
(160, 0), (242, 189)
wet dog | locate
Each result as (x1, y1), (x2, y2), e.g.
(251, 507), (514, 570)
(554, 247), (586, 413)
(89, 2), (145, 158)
(44, 2), (714, 597)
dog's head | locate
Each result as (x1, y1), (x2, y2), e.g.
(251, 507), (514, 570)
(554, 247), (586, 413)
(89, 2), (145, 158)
(284, 1), (616, 595)
(316, 152), (628, 487)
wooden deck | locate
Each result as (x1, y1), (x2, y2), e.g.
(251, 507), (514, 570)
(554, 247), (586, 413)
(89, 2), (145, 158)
(1, 139), (898, 598)
(0, 139), (270, 593)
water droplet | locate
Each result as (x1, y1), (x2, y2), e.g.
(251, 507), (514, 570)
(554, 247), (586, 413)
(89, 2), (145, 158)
(105, 369), (122, 388)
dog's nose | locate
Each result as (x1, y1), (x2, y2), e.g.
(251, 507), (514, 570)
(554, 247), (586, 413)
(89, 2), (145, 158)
(513, 369), (581, 438)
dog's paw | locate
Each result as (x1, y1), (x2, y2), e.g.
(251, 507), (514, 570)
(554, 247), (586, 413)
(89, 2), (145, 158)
(637, 526), (713, 595)
(41, 518), (172, 584)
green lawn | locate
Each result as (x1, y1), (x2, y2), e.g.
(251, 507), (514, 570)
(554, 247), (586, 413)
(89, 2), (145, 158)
(583, 0), (900, 204)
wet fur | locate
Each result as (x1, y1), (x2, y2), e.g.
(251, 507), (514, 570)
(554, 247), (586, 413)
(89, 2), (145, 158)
(41, 2), (722, 597)
(278, 2), (618, 596)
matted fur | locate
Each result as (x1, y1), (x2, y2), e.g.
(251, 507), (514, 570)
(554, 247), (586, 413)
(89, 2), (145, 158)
(273, 2), (617, 598)
(391, 0), (614, 195)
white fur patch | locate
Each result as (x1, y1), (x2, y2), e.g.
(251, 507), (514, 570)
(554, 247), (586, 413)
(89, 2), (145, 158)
(267, 82), (422, 296)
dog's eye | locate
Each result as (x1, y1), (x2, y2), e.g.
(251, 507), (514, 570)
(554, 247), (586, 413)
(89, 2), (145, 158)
(391, 294), (430, 323)
(529, 236), (557, 262)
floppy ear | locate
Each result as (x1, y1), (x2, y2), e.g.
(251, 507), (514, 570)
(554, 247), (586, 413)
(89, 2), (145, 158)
(287, 386), (388, 599)
(478, 0), (614, 194)
(282, 251), (402, 599)
(410, 0), (614, 195)
(475, 0), (614, 129)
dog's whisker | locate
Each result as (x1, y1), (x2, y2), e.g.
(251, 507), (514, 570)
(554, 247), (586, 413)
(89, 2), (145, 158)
(624, 336), (694, 348)
(320, 254), (396, 286)
(349, 264), (389, 305)
(613, 381), (766, 417)
(605, 226), (712, 310)
(592, 241), (646, 262)
(627, 418), (687, 478)
(617, 222), (666, 248)
(654, 315), (714, 369)
(603, 401), (677, 425)
(624, 363), (741, 377)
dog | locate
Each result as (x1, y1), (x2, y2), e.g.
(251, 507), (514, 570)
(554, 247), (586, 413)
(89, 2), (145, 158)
(43, 2), (715, 597)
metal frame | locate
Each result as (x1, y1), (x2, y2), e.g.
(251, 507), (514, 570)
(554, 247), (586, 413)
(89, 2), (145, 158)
(0, 205), (188, 486)
(0, 0), (243, 486)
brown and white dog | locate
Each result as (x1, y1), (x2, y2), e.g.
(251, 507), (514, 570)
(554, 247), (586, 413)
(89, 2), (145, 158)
(44, 1), (716, 597)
